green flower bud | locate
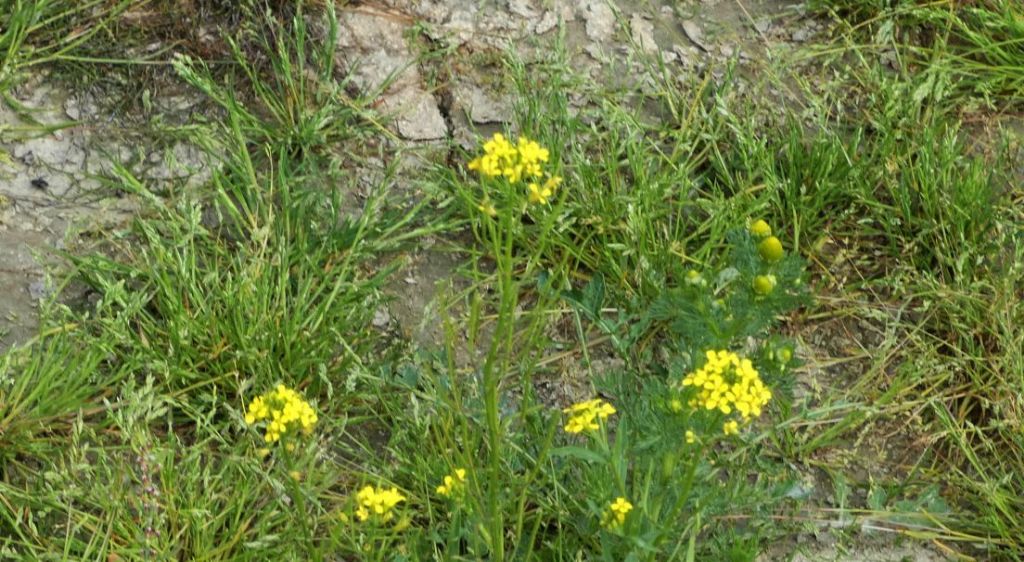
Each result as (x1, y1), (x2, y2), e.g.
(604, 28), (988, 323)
(749, 219), (772, 238)
(662, 452), (677, 479)
(779, 347), (793, 364)
(758, 236), (784, 263)
(752, 274), (777, 296)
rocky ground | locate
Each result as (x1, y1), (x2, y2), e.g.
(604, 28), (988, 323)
(0, 1), (958, 559)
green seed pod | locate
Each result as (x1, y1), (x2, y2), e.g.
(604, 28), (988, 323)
(749, 219), (772, 238)
(758, 236), (784, 263)
(752, 274), (777, 296)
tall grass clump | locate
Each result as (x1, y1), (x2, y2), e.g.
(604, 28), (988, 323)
(812, 0), (1024, 108)
(1, 0), (136, 99)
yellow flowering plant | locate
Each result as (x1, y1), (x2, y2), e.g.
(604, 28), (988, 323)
(243, 384), (321, 546)
(562, 398), (616, 434)
(422, 130), (569, 559)
(354, 485), (407, 524)
(436, 468), (468, 498)
(552, 222), (808, 557)
(601, 497), (633, 530)
(459, 132), (564, 226)
(467, 133), (558, 194)
(244, 384), (318, 444)
(681, 349), (772, 435)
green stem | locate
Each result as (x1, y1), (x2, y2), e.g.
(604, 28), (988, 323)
(658, 444), (704, 548)
(481, 213), (515, 561)
(283, 447), (314, 550)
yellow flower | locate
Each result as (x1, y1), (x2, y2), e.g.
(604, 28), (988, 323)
(723, 420), (740, 435)
(527, 183), (551, 204)
(244, 385), (318, 444)
(685, 430), (696, 444)
(355, 485), (406, 523)
(436, 468), (468, 497)
(758, 236), (784, 263)
(681, 350), (772, 435)
(468, 133), (518, 178)
(516, 136), (550, 173)
(602, 497), (633, 529)
(527, 175), (561, 205)
(749, 219), (772, 238)
(477, 198), (497, 217)
(563, 398), (616, 434)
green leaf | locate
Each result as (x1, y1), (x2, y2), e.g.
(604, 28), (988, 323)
(550, 446), (606, 464)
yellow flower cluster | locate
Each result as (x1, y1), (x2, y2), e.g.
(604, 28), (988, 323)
(436, 468), (467, 497)
(682, 350), (771, 434)
(468, 133), (549, 183)
(528, 175), (562, 205)
(602, 497), (633, 529)
(563, 398), (616, 434)
(244, 384), (318, 443)
(468, 133), (562, 209)
(355, 485), (406, 523)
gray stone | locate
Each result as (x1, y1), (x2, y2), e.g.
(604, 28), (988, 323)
(384, 88), (448, 141)
(791, 24), (814, 42)
(454, 83), (512, 124)
(630, 14), (657, 54)
(443, 7), (478, 46)
(534, 10), (559, 34)
(28, 278), (51, 301)
(508, 0), (540, 20)
(372, 307), (391, 329)
(681, 20), (709, 52)
(335, 9), (447, 141)
(64, 97), (82, 120)
(672, 44), (698, 67)
(578, 0), (615, 41)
